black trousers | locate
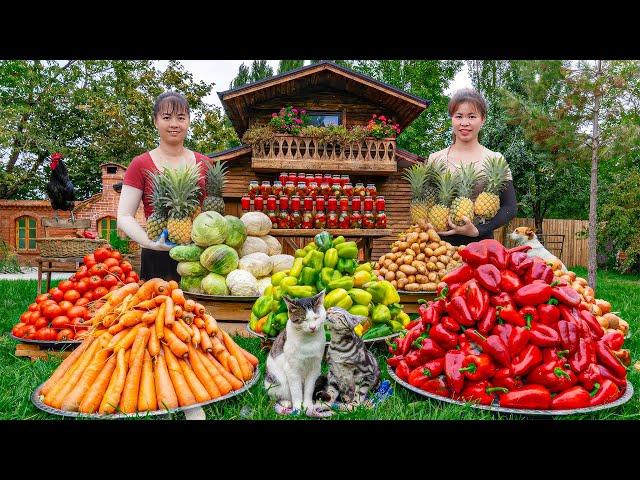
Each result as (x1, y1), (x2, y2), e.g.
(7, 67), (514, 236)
(140, 248), (180, 282)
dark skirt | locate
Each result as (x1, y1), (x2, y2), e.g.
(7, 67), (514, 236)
(140, 248), (180, 282)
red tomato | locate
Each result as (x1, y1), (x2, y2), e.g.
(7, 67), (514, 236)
(12, 323), (27, 337)
(129, 272), (140, 283)
(76, 278), (90, 294)
(94, 247), (112, 263)
(120, 261), (133, 275)
(63, 289), (81, 303)
(38, 327), (58, 341)
(28, 303), (38, 312)
(51, 315), (71, 329)
(88, 275), (102, 289)
(58, 280), (74, 292)
(70, 317), (88, 331)
(94, 286), (109, 299)
(82, 291), (94, 301)
(83, 253), (96, 269)
(67, 306), (87, 320)
(89, 263), (108, 277)
(83, 309), (92, 321)
(101, 274), (118, 289)
(39, 299), (57, 315)
(103, 258), (119, 268)
(111, 250), (122, 261)
(42, 303), (63, 320)
(49, 287), (64, 303)
(36, 293), (50, 304)
(34, 317), (49, 330)
(20, 311), (30, 323)
(125, 276), (136, 284)
(22, 325), (37, 339)
(57, 329), (75, 341)
(108, 265), (123, 278)
(75, 297), (90, 307)
(93, 300), (105, 310)
(109, 285), (119, 292)
(27, 311), (40, 325)
(69, 274), (77, 282)
(75, 265), (88, 279)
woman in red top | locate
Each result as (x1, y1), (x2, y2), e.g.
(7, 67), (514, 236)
(117, 91), (207, 281)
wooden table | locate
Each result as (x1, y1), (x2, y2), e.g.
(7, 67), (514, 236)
(35, 256), (84, 294)
(269, 229), (391, 261)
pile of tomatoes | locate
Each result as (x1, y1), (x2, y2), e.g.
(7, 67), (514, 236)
(11, 247), (140, 342)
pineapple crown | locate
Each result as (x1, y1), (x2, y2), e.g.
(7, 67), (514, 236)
(402, 163), (430, 202)
(455, 162), (479, 198)
(206, 160), (228, 197)
(436, 170), (457, 206)
(159, 164), (201, 218)
(145, 169), (169, 216)
(482, 155), (510, 195)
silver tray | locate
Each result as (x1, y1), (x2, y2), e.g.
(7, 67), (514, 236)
(11, 333), (82, 349)
(397, 290), (437, 295)
(31, 365), (260, 419)
(245, 324), (400, 344)
(387, 364), (634, 416)
(184, 292), (259, 302)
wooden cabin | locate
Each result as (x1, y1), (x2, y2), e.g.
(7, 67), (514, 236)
(211, 61), (430, 261)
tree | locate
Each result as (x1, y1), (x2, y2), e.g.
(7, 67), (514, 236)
(278, 60), (304, 74)
(229, 60), (274, 89)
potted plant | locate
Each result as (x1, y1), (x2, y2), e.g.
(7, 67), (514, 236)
(365, 114), (401, 139)
(269, 106), (309, 135)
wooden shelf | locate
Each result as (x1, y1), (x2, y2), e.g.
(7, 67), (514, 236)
(251, 159), (396, 175)
(268, 229), (391, 237)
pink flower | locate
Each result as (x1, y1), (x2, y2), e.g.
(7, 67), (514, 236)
(301, 109), (306, 114)
(292, 108), (298, 114)
(295, 118), (302, 124)
(379, 115), (386, 122)
(372, 114), (377, 119)
(272, 113), (277, 117)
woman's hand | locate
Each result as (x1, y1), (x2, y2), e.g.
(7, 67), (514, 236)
(437, 216), (479, 237)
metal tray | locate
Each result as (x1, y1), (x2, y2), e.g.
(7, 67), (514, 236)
(11, 334), (82, 349)
(397, 290), (437, 295)
(387, 364), (634, 416)
(245, 324), (400, 345)
(184, 292), (259, 302)
(31, 365), (260, 419)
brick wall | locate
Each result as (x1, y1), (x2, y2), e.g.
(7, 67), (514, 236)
(0, 163), (145, 265)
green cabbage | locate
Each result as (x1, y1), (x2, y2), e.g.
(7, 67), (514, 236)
(201, 272), (229, 295)
(200, 244), (239, 275)
(177, 261), (208, 277)
(224, 215), (248, 249)
(191, 211), (228, 247)
(180, 275), (206, 294)
(169, 244), (204, 262)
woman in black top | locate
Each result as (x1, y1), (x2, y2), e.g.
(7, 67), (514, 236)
(427, 88), (517, 246)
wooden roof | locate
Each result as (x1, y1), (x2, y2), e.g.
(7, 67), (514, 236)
(218, 61), (430, 138)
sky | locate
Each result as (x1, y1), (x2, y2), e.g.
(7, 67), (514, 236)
(156, 60), (472, 109)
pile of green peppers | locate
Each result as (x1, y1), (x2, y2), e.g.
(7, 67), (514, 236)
(249, 231), (409, 338)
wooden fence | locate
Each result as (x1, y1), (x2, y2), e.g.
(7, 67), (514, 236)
(494, 218), (589, 268)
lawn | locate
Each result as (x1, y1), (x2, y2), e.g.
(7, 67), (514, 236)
(1, 267), (638, 420)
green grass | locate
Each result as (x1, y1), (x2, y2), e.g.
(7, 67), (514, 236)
(1, 270), (638, 420)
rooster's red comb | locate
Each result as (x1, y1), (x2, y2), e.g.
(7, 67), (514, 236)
(51, 152), (63, 161)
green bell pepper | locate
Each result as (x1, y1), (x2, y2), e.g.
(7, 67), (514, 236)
(362, 324), (392, 340)
(271, 271), (288, 286)
(300, 267), (319, 286)
(328, 276), (354, 291)
(272, 286), (283, 301)
(303, 242), (318, 253)
(366, 281), (400, 306)
(324, 288), (350, 309)
(320, 267), (335, 285)
(295, 248), (306, 258)
(355, 262), (373, 273)
(336, 241), (358, 259)
(388, 303), (404, 319)
(348, 304), (370, 318)
(277, 299), (288, 313)
(252, 295), (273, 319)
(284, 285), (316, 298)
(390, 320), (404, 333)
(314, 231), (333, 252)
(332, 235), (345, 246)
(280, 276), (298, 288)
(303, 250), (324, 270)
(331, 270), (343, 281)
(249, 312), (258, 330)
(289, 258), (304, 278)
(274, 312), (288, 328)
(316, 278), (327, 294)
(271, 298), (281, 313)
(337, 258), (358, 275)
(263, 313), (276, 337)
(396, 310), (411, 327)
(371, 304), (392, 324)
(264, 285), (274, 297)
(324, 248), (339, 268)
(348, 288), (372, 306)
(352, 270), (371, 288)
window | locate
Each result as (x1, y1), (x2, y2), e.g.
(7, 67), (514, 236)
(16, 216), (37, 251)
(98, 216), (117, 240)
(306, 111), (341, 127)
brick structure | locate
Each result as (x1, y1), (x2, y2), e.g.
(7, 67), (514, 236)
(0, 163), (146, 265)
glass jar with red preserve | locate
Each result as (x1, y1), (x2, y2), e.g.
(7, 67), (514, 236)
(288, 172), (297, 184)
(284, 181), (296, 197)
(308, 182), (319, 199)
(279, 172), (288, 185)
(314, 197), (326, 228)
(304, 173), (315, 186)
(362, 209), (375, 229)
(363, 196), (374, 212)
(260, 181), (272, 199)
(296, 182), (307, 198)
(267, 210), (278, 229)
(331, 181), (342, 199)
(351, 196), (362, 213)
(353, 182), (365, 198)
(241, 195), (251, 214)
(332, 175), (341, 187)
(365, 183), (377, 199)
(278, 197), (290, 229)
(375, 196), (386, 213)
(338, 208), (350, 229)
(320, 181), (331, 200)
(350, 209), (362, 228)
(324, 174), (333, 186)
(290, 196), (302, 228)
(266, 195), (277, 212)
(254, 196), (264, 212)
(339, 196), (349, 212)
(314, 173), (323, 185)
(340, 175), (349, 187)
(248, 180), (259, 199)
(327, 209), (338, 228)
(315, 196), (326, 213)
(302, 209), (314, 229)
(303, 196), (314, 212)
(272, 181), (283, 198)
(342, 182), (354, 197)
(327, 196), (338, 212)
(375, 210), (387, 228)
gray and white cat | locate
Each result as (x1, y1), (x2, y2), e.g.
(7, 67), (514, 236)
(264, 291), (327, 417)
(314, 307), (380, 413)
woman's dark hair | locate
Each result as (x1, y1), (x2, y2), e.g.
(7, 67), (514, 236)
(448, 88), (487, 119)
(153, 91), (190, 119)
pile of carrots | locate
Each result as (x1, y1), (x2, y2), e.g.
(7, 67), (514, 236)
(38, 278), (258, 415)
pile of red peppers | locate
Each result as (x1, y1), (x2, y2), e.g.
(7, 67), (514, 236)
(388, 239), (630, 411)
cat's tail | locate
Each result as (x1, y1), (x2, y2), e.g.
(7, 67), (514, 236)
(313, 374), (329, 401)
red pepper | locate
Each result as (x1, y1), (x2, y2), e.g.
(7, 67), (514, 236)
(519, 306), (539, 329)
(495, 324), (530, 357)
(498, 384), (551, 409)
(537, 302), (560, 326)
(386, 355), (403, 368)
(579, 309), (604, 339)
(602, 331), (624, 351)
(441, 264), (475, 285)
(446, 296), (475, 327)
(405, 319), (421, 330)
(508, 245), (532, 253)
(492, 367), (523, 391)
(568, 337), (594, 374)
(436, 283), (450, 298)
(458, 334), (481, 355)
(441, 316), (461, 333)
(557, 320), (579, 353)
(395, 360), (411, 381)
(467, 329), (512, 368)
(459, 353), (495, 381)
(460, 380), (507, 405)
(497, 304), (526, 327)
(542, 348), (569, 364)
(551, 285), (581, 307)
(465, 279), (489, 321)
(444, 350), (466, 394)
(490, 292), (516, 309)
(513, 283), (553, 307)
(399, 323), (425, 356)
(524, 262), (554, 284)
(420, 375), (451, 397)
(596, 364), (627, 389)
(551, 386), (591, 410)
(408, 357), (446, 388)
(508, 251), (534, 276)
(529, 324), (560, 347)
(415, 337), (446, 362)
(477, 306), (497, 336)
(474, 264), (502, 293)
(589, 379), (621, 406)
(430, 323), (459, 350)
(527, 362), (577, 392)
(499, 269), (522, 293)
(578, 363), (602, 391)
(511, 344), (542, 376)
(449, 280), (472, 300)
(595, 340), (627, 379)
(459, 241), (489, 267)
(418, 303), (438, 326)
(481, 239), (508, 270)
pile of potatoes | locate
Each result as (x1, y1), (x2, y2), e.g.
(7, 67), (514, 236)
(374, 225), (463, 292)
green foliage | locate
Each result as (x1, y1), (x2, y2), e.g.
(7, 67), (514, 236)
(0, 240), (22, 273)
(230, 60), (274, 89)
(106, 229), (131, 255)
(242, 123), (371, 146)
(268, 106), (309, 134)
(365, 114), (400, 139)
(278, 60), (304, 74)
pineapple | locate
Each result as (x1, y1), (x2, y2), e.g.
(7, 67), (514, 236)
(161, 164), (201, 245)
(424, 158), (447, 210)
(202, 160), (228, 214)
(403, 163), (431, 223)
(427, 170), (457, 232)
(475, 156), (510, 220)
(145, 171), (169, 241)
(451, 163), (479, 226)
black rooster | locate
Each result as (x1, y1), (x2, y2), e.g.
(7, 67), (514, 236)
(46, 152), (76, 221)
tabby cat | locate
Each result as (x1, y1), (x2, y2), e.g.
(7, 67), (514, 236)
(264, 291), (327, 417)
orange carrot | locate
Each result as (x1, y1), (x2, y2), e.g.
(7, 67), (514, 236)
(193, 317), (205, 329)
(45, 338), (102, 409)
(92, 283), (139, 325)
(171, 288), (186, 306)
(138, 350), (158, 412)
(164, 297), (175, 327)
(190, 323), (201, 347)
(155, 280), (170, 296)
(194, 302), (206, 317)
(61, 335), (113, 411)
(148, 322), (160, 357)
(199, 328), (212, 353)
(226, 355), (244, 381)
(78, 354), (117, 413)
(210, 335), (226, 356)
(154, 349), (178, 411)
(163, 327), (189, 358)
(188, 343), (220, 399)
(240, 347), (259, 368)
(174, 304), (183, 319)
(183, 299), (196, 313)
(121, 310), (145, 327)
(141, 308), (158, 325)
(99, 348), (128, 414)
(41, 336), (94, 396)
(182, 312), (195, 325)
(134, 298), (158, 310)
(206, 353), (244, 390)
(198, 350), (232, 395)
(131, 278), (162, 305)
(102, 313), (119, 328)
(107, 328), (130, 349)
(163, 344), (196, 407)
(172, 319), (191, 343)
(108, 321), (126, 335)
(221, 330), (253, 381)
(204, 314), (218, 335)
(155, 302), (166, 340)
(119, 327), (149, 413)
(114, 323), (145, 352)
(153, 295), (169, 305)
(178, 358), (210, 403)
(167, 280), (179, 292)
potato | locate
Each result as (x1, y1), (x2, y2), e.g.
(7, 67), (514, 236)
(428, 272), (438, 282)
(419, 242), (427, 250)
(380, 267), (388, 275)
(618, 319), (629, 335)
(566, 270), (576, 281)
(453, 253), (461, 261)
(419, 284), (431, 291)
(407, 275), (416, 284)
(583, 295), (595, 304)
(595, 299), (611, 314)
(428, 230), (440, 242)
(436, 262), (445, 270)
(419, 232), (429, 241)
(398, 242), (409, 251)
(425, 282), (438, 291)
(590, 304), (603, 317)
(597, 316), (609, 329)
(383, 258), (393, 267)
(388, 263), (399, 272)
(554, 270), (563, 277)
(396, 271), (407, 280)
(391, 247), (399, 253)
(438, 269), (446, 277)
(411, 243), (421, 254)
(583, 286), (595, 298)
(416, 253), (426, 261)
(602, 313), (620, 329)
(397, 278), (407, 289)
(405, 282), (421, 292)
(385, 271), (396, 281)
(416, 263), (427, 274)
(427, 262), (437, 271)
(406, 232), (419, 245)
(399, 264), (417, 275)
(430, 256), (438, 263)
(425, 248), (434, 257)
(438, 255), (450, 265)
(575, 277), (588, 287)
(433, 246), (447, 256)
(391, 280), (398, 288)
(415, 274), (428, 283)
(429, 242), (440, 250)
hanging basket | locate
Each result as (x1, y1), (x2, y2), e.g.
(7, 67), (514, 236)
(36, 237), (110, 258)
